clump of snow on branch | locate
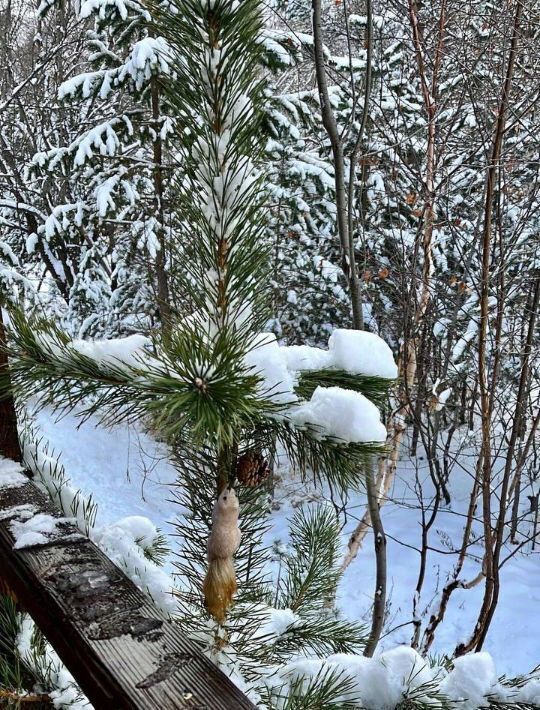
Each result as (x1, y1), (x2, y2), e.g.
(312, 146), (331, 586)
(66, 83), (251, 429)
(327, 329), (398, 379)
(245, 333), (298, 405)
(33, 331), (152, 375)
(288, 386), (387, 443)
(269, 646), (540, 709)
(120, 37), (172, 89)
(251, 606), (301, 642)
(439, 652), (502, 708)
(69, 333), (151, 369)
(244, 329), (395, 441)
(281, 343), (331, 372)
(282, 328), (398, 379)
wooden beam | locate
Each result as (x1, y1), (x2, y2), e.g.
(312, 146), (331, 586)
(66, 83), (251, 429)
(0, 310), (22, 463)
(0, 470), (255, 710)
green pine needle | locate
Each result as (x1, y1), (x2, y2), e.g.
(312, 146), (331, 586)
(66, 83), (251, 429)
(295, 369), (395, 409)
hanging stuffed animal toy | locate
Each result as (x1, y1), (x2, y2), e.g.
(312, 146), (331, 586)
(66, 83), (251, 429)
(203, 486), (241, 624)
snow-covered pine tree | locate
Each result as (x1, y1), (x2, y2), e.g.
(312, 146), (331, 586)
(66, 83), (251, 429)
(261, 1), (424, 346)
(1, 0), (398, 703)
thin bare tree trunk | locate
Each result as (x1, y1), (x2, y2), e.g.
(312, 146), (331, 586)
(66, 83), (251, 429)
(312, 0), (386, 655)
(363, 464), (387, 657)
(150, 73), (172, 339)
(509, 275), (540, 541)
(311, 0), (362, 327)
(344, 0), (374, 331)
(420, 471), (481, 653)
(341, 407), (405, 569)
(342, 0), (447, 574)
(456, 0), (523, 655)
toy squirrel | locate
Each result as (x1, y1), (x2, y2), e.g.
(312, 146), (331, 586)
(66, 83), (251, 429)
(203, 486), (241, 624)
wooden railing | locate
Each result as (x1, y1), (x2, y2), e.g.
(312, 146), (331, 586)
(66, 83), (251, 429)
(0, 468), (255, 709)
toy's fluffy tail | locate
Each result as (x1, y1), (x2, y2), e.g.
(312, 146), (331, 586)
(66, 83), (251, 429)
(203, 557), (237, 624)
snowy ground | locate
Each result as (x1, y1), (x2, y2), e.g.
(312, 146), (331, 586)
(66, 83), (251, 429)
(35, 408), (540, 676)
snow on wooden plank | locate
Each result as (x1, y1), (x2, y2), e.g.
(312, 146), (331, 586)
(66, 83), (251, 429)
(0, 471), (255, 710)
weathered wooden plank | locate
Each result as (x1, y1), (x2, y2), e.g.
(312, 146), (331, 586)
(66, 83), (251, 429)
(0, 472), (255, 710)
(0, 313), (23, 463)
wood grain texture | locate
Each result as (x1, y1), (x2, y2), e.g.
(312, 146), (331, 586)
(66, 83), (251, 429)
(0, 313), (23, 463)
(0, 474), (255, 710)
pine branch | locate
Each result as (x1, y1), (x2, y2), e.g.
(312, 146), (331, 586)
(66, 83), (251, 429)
(271, 615), (366, 658)
(269, 419), (384, 491)
(4, 309), (273, 449)
(4, 309), (384, 490)
(151, 0), (271, 340)
(261, 667), (361, 710)
(295, 369), (394, 408)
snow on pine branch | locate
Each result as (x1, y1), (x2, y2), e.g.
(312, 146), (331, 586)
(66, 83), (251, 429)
(31, 330), (152, 373)
(288, 386), (387, 443)
(79, 0), (149, 22)
(123, 37), (172, 90)
(241, 329), (395, 443)
(282, 329), (398, 379)
(269, 646), (540, 709)
(67, 334), (152, 369)
(10, 321), (395, 447)
(33, 116), (134, 171)
(154, 0), (271, 341)
(16, 615), (92, 709)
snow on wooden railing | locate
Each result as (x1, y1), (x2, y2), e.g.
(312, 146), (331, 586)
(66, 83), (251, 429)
(0, 462), (255, 709)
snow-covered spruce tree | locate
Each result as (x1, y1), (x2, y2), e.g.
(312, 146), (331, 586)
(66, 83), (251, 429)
(259, 28), (349, 346)
(29, 0), (175, 339)
(0, 0), (94, 319)
(2, 0), (397, 704)
(260, 4), (422, 346)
